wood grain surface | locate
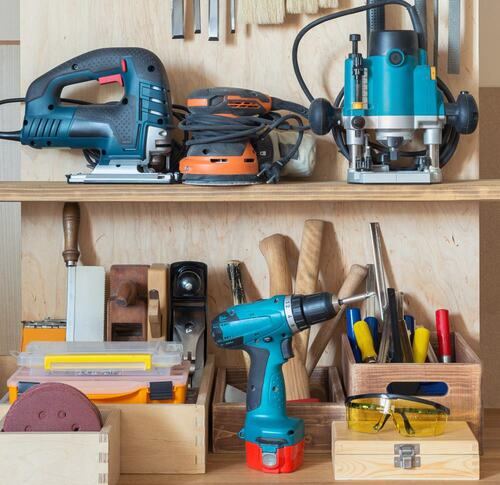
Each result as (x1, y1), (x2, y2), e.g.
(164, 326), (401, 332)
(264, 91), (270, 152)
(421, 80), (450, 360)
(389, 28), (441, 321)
(4, 180), (500, 201)
(115, 410), (500, 484)
(18, 0), (478, 183)
(20, 201), (480, 368)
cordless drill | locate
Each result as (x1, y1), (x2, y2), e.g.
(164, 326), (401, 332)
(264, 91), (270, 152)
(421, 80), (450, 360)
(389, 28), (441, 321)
(211, 291), (371, 473)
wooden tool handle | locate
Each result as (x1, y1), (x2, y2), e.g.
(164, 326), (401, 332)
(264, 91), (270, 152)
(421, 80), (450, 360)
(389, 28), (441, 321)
(62, 202), (80, 266)
(259, 234), (293, 295)
(294, 220), (326, 361)
(306, 264), (368, 375)
(260, 233), (309, 400)
(114, 280), (138, 307)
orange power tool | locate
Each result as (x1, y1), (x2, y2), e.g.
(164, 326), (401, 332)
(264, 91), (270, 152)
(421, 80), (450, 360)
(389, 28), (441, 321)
(179, 88), (308, 185)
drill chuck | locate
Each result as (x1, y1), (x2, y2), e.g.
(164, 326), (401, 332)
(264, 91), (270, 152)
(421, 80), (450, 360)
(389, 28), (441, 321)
(290, 293), (337, 331)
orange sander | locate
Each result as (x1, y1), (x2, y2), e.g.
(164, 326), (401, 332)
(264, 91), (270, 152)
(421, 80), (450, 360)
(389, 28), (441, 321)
(179, 88), (308, 185)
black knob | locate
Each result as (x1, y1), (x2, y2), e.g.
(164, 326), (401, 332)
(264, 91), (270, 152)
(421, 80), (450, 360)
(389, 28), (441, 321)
(350, 34), (361, 42)
(308, 98), (341, 136)
(445, 91), (479, 135)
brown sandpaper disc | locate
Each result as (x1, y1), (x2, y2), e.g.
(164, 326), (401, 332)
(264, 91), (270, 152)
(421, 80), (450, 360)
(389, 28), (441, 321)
(3, 382), (103, 432)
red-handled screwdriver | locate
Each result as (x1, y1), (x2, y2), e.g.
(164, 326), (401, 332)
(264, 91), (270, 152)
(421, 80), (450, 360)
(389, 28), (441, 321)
(435, 309), (453, 363)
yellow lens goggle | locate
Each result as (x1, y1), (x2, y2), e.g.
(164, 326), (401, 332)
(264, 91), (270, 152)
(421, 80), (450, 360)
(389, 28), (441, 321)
(346, 393), (450, 437)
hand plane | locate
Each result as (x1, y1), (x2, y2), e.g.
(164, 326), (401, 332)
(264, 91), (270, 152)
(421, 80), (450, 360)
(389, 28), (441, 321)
(17, 48), (178, 183)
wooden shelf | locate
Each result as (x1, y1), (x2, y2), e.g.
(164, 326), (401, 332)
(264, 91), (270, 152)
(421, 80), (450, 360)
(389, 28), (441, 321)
(118, 410), (500, 484)
(1, 179), (500, 202)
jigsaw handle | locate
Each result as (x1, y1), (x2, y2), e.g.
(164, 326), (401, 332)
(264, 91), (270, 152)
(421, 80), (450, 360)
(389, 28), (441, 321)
(62, 202), (80, 267)
(25, 47), (168, 104)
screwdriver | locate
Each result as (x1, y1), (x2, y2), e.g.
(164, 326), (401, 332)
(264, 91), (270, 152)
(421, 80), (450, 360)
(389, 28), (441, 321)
(413, 327), (430, 363)
(404, 314), (415, 343)
(436, 309), (453, 363)
(346, 308), (362, 362)
(354, 320), (377, 363)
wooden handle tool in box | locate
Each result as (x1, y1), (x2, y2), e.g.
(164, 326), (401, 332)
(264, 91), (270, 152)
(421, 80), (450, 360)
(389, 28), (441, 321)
(260, 233), (311, 400)
(294, 220), (326, 362)
(62, 202), (80, 266)
(306, 264), (368, 375)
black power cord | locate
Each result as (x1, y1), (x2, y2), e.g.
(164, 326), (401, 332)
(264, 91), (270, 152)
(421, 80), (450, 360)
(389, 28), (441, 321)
(292, 0), (460, 168)
(178, 109), (307, 183)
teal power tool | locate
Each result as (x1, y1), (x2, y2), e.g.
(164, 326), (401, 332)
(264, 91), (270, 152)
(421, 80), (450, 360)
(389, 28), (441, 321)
(0, 47), (178, 183)
(293, 0), (478, 184)
(211, 291), (372, 473)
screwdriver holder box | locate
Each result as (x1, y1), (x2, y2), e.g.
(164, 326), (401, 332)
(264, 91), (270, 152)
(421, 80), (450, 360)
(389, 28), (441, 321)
(212, 365), (345, 453)
(341, 332), (482, 447)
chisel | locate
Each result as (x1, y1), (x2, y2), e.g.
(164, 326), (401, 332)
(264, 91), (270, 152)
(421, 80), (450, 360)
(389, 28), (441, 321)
(448, 0), (461, 74)
(63, 203), (80, 342)
(433, 0), (439, 70)
(230, 0), (236, 33)
(208, 0), (219, 41)
(193, 0), (201, 34)
(172, 0), (185, 39)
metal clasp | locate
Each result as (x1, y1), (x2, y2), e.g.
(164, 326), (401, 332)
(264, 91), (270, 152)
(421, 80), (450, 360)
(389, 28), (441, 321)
(394, 444), (421, 469)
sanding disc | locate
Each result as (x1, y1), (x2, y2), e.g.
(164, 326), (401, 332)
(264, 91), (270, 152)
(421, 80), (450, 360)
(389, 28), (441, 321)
(3, 382), (103, 432)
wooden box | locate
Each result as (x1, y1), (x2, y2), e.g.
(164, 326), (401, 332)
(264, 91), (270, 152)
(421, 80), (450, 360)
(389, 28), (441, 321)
(0, 409), (120, 485)
(103, 354), (215, 474)
(212, 366), (345, 453)
(341, 333), (483, 444)
(332, 421), (480, 481)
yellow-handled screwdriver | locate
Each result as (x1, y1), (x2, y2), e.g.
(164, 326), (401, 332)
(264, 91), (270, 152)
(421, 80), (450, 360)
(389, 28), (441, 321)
(413, 327), (430, 363)
(353, 320), (377, 363)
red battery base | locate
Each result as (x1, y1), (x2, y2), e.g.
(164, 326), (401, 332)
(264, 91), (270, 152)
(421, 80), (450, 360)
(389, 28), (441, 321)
(245, 440), (304, 473)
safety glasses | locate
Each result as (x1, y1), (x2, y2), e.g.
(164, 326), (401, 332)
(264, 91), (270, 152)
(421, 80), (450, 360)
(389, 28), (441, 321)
(345, 393), (450, 437)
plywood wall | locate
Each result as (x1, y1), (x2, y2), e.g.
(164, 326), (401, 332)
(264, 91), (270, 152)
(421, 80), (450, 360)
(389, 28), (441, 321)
(19, 0), (479, 182)
(17, 1), (483, 385)
(22, 201), (480, 367)
(0, 2), (21, 354)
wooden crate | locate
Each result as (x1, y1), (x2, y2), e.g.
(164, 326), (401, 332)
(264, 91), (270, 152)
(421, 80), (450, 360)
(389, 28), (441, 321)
(332, 421), (479, 481)
(212, 366), (345, 453)
(341, 333), (482, 444)
(0, 409), (120, 485)
(102, 354), (215, 474)
(0, 355), (215, 475)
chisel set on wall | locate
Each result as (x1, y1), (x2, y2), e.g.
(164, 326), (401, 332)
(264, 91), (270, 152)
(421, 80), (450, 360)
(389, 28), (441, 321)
(0, 1), (477, 186)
